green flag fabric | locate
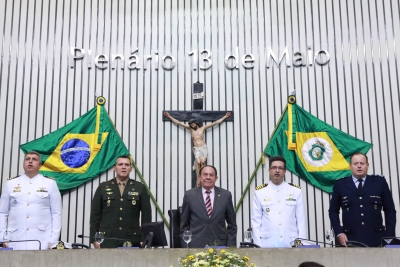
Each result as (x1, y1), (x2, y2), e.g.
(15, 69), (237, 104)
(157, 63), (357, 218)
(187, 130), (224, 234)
(265, 96), (372, 193)
(20, 99), (130, 191)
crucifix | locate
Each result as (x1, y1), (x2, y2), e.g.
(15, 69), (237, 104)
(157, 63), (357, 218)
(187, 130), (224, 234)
(163, 82), (233, 188)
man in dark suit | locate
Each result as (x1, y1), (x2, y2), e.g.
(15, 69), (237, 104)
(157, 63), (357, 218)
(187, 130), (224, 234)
(329, 152), (396, 247)
(180, 165), (237, 248)
(90, 156), (151, 248)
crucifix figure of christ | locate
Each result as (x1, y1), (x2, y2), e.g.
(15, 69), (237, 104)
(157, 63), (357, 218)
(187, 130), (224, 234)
(164, 111), (231, 186)
(163, 82), (233, 187)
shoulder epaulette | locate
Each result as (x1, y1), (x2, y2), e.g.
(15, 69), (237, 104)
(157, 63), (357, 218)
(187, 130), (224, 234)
(7, 175), (20, 180)
(289, 183), (301, 189)
(335, 176), (348, 182)
(256, 183), (268, 190)
(371, 174), (385, 178)
(43, 175), (56, 181)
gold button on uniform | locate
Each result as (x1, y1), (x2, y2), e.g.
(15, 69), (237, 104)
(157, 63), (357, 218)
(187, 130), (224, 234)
(359, 197), (362, 199)
(361, 213), (364, 216)
(120, 208), (123, 210)
(119, 227), (122, 230)
(120, 198), (123, 201)
(26, 228), (29, 231)
(280, 235), (283, 238)
(28, 192), (30, 194)
(27, 204), (29, 206)
(120, 217), (122, 220)
(360, 205), (363, 207)
(362, 222), (364, 225)
(26, 216), (29, 218)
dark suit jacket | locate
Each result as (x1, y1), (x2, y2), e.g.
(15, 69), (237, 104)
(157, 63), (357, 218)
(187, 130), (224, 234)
(329, 175), (396, 247)
(180, 186), (237, 248)
(90, 178), (151, 248)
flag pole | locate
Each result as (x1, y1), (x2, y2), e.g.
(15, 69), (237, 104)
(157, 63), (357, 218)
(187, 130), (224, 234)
(101, 100), (170, 228)
(130, 159), (170, 228)
(234, 104), (288, 213)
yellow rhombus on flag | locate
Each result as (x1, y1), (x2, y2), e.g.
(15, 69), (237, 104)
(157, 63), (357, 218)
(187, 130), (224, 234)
(265, 95), (372, 193)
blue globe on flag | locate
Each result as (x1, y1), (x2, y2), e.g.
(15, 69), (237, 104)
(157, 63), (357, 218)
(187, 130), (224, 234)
(60, 139), (91, 168)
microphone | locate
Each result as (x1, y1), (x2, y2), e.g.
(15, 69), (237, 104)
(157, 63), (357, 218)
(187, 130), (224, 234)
(293, 238), (338, 247)
(345, 240), (368, 247)
(2, 239), (42, 250)
(77, 235), (132, 246)
(239, 242), (261, 248)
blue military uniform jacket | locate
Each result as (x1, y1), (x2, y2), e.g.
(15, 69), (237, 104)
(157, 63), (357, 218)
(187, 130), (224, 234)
(329, 175), (396, 247)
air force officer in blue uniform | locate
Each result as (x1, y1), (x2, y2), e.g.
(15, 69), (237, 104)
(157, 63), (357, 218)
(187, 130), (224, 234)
(329, 152), (396, 247)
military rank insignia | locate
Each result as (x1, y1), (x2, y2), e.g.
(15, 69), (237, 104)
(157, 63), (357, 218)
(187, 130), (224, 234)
(289, 183), (301, 189)
(37, 187), (48, 192)
(132, 200), (136, 205)
(56, 241), (65, 250)
(105, 186), (113, 194)
(13, 184), (21, 192)
(256, 184), (268, 190)
(123, 241), (132, 247)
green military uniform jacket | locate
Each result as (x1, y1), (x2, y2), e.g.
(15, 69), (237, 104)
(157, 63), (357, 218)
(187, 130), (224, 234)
(90, 178), (151, 248)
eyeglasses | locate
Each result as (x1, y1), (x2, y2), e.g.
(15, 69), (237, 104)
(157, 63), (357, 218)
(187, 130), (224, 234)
(269, 166), (285, 171)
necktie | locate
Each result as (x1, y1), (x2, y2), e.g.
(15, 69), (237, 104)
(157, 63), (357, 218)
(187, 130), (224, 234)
(205, 191), (212, 218)
(357, 179), (363, 194)
(118, 182), (125, 196)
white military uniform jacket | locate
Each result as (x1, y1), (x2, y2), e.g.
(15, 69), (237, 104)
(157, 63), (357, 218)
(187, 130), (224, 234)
(251, 181), (307, 248)
(0, 174), (62, 250)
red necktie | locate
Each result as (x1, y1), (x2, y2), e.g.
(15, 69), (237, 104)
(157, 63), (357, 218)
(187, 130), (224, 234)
(205, 191), (212, 217)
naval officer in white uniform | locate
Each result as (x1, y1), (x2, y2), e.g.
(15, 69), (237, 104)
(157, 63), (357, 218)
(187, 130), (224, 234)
(0, 151), (62, 250)
(251, 155), (307, 248)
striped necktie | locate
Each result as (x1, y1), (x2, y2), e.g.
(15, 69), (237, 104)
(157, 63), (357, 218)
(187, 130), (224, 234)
(205, 191), (212, 217)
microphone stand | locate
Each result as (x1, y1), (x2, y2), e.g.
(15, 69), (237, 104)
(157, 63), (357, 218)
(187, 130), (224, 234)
(294, 238), (338, 248)
(345, 240), (369, 248)
(77, 235), (132, 247)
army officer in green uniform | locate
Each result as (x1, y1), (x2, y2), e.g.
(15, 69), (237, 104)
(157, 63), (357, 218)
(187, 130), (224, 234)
(90, 155), (151, 248)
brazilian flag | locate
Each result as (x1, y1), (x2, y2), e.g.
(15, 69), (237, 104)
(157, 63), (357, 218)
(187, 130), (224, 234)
(20, 97), (130, 191)
(265, 95), (372, 193)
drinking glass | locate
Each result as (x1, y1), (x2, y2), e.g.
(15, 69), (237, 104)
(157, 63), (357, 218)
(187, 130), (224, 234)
(183, 230), (192, 248)
(95, 232), (104, 244)
(2, 230), (10, 248)
(244, 230), (252, 243)
(325, 229), (334, 246)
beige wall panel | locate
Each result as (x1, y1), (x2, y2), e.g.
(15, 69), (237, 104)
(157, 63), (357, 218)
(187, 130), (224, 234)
(1, 0), (400, 247)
